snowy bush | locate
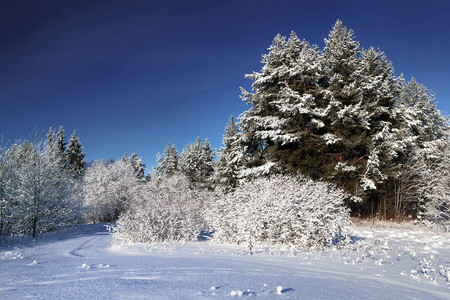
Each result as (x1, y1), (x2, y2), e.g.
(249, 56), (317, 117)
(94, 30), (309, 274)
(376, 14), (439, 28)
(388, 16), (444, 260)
(83, 160), (143, 223)
(207, 175), (350, 251)
(110, 174), (208, 244)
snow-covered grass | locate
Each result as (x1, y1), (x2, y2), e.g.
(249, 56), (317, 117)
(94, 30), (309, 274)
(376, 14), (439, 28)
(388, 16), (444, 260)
(0, 222), (449, 299)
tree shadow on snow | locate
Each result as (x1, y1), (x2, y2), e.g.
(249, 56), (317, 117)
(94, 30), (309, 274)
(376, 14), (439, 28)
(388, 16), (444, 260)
(0, 223), (111, 250)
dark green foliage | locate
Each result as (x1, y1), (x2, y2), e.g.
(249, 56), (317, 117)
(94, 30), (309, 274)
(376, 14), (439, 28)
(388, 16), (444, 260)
(56, 126), (67, 156)
(122, 153), (146, 179)
(67, 130), (86, 178)
(224, 20), (448, 219)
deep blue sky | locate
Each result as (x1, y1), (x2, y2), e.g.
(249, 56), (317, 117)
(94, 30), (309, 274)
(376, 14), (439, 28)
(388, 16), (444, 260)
(1, 0), (449, 169)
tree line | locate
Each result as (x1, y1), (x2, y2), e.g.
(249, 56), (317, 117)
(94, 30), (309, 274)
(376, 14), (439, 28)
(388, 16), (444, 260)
(1, 20), (449, 244)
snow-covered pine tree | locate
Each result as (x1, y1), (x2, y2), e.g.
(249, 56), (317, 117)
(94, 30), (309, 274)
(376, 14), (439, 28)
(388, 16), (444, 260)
(67, 130), (86, 178)
(321, 19), (360, 154)
(154, 152), (164, 175)
(231, 19), (448, 218)
(154, 143), (179, 176)
(45, 127), (56, 159)
(238, 31), (323, 179)
(46, 127), (68, 169)
(335, 47), (400, 214)
(56, 125), (67, 157)
(238, 33), (291, 171)
(122, 153), (146, 179)
(268, 33), (325, 175)
(323, 20), (360, 79)
(320, 20), (366, 187)
(384, 77), (449, 219)
(214, 116), (242, 190)
(398, 78), (446, 144)
(179, 137), (215, 188)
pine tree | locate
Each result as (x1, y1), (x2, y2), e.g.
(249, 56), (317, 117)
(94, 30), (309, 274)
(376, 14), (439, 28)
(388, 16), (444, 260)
(323, 20), (360, 81)
(238, 31), (323, 178)
(398, 78), (446, 143)
(383, 77), (449, 219)
(67, 130), (86, 178)
(179, 137), (215, 187)
(165, 143), (179, 175)
(154, 152), (165, 175)
(320, 20), (362, 176)
(214, 116), (242, 189)
(340, 47), (399, 198)
(122, 153), (146, 179)
(154, 143), (179, 176)
(231, 19), (448, 218)
(45, 127), (56, 158)
(56, 126), (67, 157)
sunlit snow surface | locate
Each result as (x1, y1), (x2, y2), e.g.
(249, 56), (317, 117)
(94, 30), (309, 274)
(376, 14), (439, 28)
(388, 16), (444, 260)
(1, 223), (449, 299)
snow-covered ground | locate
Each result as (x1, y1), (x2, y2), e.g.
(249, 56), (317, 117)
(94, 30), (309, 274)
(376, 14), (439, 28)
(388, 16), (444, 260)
(1, 222), (449, 299)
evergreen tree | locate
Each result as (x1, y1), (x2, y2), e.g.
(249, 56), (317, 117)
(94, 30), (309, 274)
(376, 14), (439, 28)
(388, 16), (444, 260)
(154, 143), (179, 176)
(67, 130), (86, 178)
(56, 126), (67, 157)
(238, 31), (323, 178)
(122, 153), (146, 179)
(323, 20), (360, 81)
(233, 19), (449, 218)
(341, 47), (400, 203)
(45, 127), (56, 158)
(165, 143), (179, 175)
(214, 116), (242, 189)
(320, 20), (364, 184)
(154, 152), (165, 175)
(398, 78), (446, 143)
(383, 77), (448, 219)
(179, 137), (215, 187)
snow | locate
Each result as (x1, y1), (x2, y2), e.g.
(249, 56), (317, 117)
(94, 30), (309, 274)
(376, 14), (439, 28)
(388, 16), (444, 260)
(1, 222), (449, 299)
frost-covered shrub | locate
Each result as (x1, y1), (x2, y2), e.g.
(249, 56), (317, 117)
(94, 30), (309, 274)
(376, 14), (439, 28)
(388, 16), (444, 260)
(0, 139), (82, 240)
(110, 174), (207, 244)
(83, 160), (142, 223)
(207, 175), (350, 251)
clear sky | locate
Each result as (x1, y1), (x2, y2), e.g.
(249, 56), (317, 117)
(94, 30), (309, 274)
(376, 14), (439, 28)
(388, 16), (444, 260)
(1, 0), (449, 169)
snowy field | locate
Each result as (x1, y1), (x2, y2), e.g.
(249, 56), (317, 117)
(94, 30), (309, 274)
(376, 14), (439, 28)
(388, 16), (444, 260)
(1, 223), (449, 299)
